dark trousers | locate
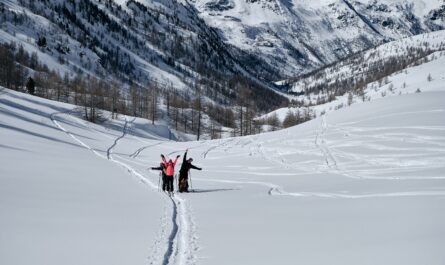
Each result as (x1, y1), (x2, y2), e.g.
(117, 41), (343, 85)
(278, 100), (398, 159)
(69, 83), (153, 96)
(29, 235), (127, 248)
(165, 176), (174, 192)
(162, 175), (167, 191)
(179, 171), (188, 181)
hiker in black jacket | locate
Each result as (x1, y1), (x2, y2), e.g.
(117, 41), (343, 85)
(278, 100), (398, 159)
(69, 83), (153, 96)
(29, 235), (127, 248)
(151, 162), (167, 191)
(178, 149), (202, 192)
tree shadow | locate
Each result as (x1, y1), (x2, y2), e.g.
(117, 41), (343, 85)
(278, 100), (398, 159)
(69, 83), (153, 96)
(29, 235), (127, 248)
(2, 92), (68, 114)
(0, 144), (30, 152)
(0, 107), (95, 141)
(0, 123), (85, 149)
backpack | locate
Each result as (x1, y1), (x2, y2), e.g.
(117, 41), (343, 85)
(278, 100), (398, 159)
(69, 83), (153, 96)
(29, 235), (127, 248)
(178, 178), (188, 192)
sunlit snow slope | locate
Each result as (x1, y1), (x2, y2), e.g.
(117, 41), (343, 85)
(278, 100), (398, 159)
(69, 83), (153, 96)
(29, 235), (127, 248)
(1, 86), (445, 265)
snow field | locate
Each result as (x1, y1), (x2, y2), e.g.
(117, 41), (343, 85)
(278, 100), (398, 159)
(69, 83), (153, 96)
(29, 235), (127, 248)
(0, 89), (164, 265)
(1, 86), (445, 264)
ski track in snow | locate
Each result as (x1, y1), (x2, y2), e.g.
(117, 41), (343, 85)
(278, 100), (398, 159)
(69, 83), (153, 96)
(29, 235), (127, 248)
(130, 142), (163, 158)
(182, 121), (444, 199)
(201, 138), (236, 159)
(269, 189), (445, 199)
(51, 112), (198, 265)
(315, 115), (342, 173)
(195, 177), (445, 199)
(195, 113), (445, 199)
(252, 137), (316, 175)
(162, 198), (178, 265)
(107, 117), (135, 159)
(48, 104), (445, 264)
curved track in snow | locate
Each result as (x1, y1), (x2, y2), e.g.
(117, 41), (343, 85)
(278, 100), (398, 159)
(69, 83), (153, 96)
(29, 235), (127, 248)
(51, 112), (198, 265)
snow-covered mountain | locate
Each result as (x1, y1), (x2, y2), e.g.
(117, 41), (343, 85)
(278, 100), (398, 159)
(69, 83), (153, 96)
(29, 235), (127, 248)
(1, 0), (445, 138)
(0, 0), (287, 113)
(192, 0), (445, 77)
(2, 0), (444, 91)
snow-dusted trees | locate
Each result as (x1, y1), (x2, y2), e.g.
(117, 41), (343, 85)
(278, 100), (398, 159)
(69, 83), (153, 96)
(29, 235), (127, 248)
(288, 42), (445, 109)
(169, 93), (183, 131)
(83, 77), (103, 123)
(208, 121), (222, 140)
(193, 87), (203, 140)
(0, 43), (27, 91)
(108, 79), (121, 120)
(128, 83), (159, 124)
(347, 92), (353, 106)
(282, 109), (299, 128)
(266, 113), (281, 131)
(0, 44), (15, 89)
(129, 85), (141, 117)
(147, 84), (159, 125)
(234, 84), (258, 136)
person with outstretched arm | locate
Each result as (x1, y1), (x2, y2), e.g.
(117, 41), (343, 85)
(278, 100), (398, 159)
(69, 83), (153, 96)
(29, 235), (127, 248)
(151, 162), (167, 191)
(178, 149), (202, 192)
(161, 154), (180, 194)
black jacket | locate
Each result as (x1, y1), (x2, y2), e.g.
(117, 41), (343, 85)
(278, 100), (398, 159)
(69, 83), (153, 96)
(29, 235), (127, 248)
(151, 163), (167, 177)
(180, 151), (201, 174)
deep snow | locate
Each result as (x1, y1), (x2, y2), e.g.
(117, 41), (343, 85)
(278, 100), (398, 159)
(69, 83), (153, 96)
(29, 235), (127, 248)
(1, 86), (445, 265)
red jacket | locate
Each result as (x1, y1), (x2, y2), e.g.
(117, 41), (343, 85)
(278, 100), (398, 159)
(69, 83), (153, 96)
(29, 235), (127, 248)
(162, 156), (179, 177)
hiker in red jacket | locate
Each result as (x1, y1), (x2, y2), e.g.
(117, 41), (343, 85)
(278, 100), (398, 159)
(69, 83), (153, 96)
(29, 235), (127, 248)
(161, 154), (180, 193)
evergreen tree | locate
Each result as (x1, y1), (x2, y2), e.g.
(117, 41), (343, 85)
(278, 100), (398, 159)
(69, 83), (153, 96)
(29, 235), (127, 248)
(26, 77), (35, 95)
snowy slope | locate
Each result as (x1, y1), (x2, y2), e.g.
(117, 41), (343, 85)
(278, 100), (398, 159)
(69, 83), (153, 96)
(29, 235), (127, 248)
(259, 30), (445, 123)
(1, 84), (445, 264)
(267, 49), (445, 122)
(289, 29), (445, 95)
(0, 89), (167, 265)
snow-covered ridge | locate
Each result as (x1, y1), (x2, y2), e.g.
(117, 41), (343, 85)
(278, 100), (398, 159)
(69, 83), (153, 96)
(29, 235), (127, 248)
(260, 30), (445, 131)
(290, 29), (445, 95)
(192, 0), (445, 77)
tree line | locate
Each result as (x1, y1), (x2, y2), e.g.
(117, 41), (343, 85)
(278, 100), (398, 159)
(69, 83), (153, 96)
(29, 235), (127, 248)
(288, 41), (445, 107)
(1, 41), (277, 139)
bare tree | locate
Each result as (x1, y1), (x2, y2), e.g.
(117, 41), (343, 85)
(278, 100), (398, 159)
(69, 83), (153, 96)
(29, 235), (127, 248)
(193, 84), (203, 140)
(110, 79), (121, 119)
(347, 92), (353, 106)
(147, 84), (158, 124)
(282, 109), (298, 128)
(130, 84), (140, 116)
(267, 112), (281, 131)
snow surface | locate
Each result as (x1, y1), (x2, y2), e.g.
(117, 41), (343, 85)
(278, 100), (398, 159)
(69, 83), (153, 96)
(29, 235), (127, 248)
(1, 86), (445, 265)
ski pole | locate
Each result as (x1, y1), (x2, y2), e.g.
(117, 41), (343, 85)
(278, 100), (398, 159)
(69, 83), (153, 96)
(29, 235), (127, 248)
(175, 174), (178, 192)
(189, 171), (193, 192)
(158, 172), (161, 192)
